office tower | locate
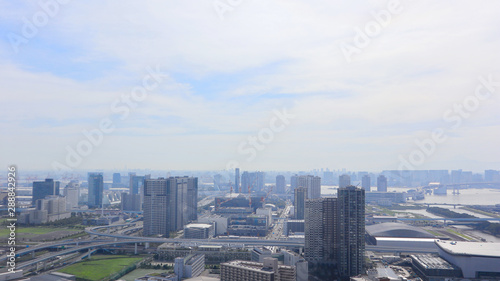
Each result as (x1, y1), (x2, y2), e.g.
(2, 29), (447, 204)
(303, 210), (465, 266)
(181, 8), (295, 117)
(87, 173), (103, 208)
(143, 176), (198, 237)
(377, 175), (387, 192)
(112, 173), (121, 186)
(361, 175), (370, 191)
(32, 179), (60, 205)
(235, 168), (240, 192)
(297, 175), (321, 199)
(240, 171), (265, 193)
(143, 178), (169, 236)
(294, 187), (307, 219)
(290, 174), (299, 190)
(339, 174), (351, 188)
(337, 186), (365, 279)
(276, 175), (286, 194)
(304, 197), (336, 264)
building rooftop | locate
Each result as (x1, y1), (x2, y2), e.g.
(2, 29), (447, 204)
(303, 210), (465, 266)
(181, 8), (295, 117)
(366, 222), (434, 238)
(185, 223), (213, 229)
(411, 254), (458, 270)
(435, 240), (500, 258)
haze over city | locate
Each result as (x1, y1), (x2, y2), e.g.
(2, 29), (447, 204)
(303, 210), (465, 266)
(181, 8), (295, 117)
(2, 1), (500, 172)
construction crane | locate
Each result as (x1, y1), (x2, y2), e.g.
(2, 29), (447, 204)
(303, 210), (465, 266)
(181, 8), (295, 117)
(261, 185), (273, 203)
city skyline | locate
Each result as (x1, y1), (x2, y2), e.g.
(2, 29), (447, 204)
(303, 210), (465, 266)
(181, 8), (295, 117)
(2, 1), (500, 172)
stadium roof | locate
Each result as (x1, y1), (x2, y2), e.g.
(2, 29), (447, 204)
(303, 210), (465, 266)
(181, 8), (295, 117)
(366, 222), (434, 238)
(436, 240), (500, 258)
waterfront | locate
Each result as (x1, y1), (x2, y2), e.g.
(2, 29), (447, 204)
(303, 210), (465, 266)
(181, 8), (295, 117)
(322, 186), (500, 206)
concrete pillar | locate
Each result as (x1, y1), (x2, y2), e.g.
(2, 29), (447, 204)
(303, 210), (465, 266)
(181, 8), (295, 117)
(32, 251), (35, 258)
(88, 248), (92, 259)
(145, 242), (149, 249)
(134, 243), (138, 255)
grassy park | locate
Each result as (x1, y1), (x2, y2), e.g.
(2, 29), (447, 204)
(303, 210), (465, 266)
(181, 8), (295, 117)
(58, 255), (144, 281)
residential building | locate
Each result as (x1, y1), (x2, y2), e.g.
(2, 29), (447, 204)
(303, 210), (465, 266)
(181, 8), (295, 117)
(241, 171), (265, 193)
(297, 175), (321, 199)
(294, 187), (307, 219)
(337, 186), (365, 279)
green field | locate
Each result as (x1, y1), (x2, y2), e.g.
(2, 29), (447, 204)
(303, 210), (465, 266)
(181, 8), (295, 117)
(58, 255), (144, 281)
(0, 227), (63, 236)
(120, 269), (168, 281)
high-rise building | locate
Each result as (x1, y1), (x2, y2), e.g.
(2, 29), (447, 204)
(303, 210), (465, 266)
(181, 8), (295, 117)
(235, 168), (240, 192)
(32, 179), (60, 205)
(294, 187), (307, 219)
(64, 181), (79, 210)
(143, 178), (169, 237)
(129, 173), (146, 195)
(337, 186), (365, 278)
(143, 176), (198, 237)
(276, 175), (286, 194)
(112, 173), (121, 186)
(339, 174), (351, 188)
(241, 171), (265, 193)
(304, 197), (336, 264)
(291, 174), (299, 190)
(87, 173), (103, 208)
(362, 175), (370, 191)
(121, 193), (141, 211)
(377, 175), (387, 192)
(297, 175), (321, 199)
(323, 171), (334, 185)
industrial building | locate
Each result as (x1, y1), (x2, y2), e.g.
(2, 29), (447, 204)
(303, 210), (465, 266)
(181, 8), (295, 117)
(411, 254), (462, 280)
(436, 240), (500, 279)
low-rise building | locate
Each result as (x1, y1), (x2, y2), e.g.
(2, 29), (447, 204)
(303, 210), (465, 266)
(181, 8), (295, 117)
(411, 254), (462, 281)
(221, 258), (296, 281)
(174, 254), (205, 280)
(184, 223), (215, 239)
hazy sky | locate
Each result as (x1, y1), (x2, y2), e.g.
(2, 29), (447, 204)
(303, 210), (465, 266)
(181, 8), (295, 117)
(1, 1), (499, 172)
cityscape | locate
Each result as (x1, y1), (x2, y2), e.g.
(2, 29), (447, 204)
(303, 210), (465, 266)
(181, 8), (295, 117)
(1, 1), (500, 281)
(1, 169), (500, 280)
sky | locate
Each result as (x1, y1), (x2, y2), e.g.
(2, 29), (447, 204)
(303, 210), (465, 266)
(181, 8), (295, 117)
(1, 0), (499, 173)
